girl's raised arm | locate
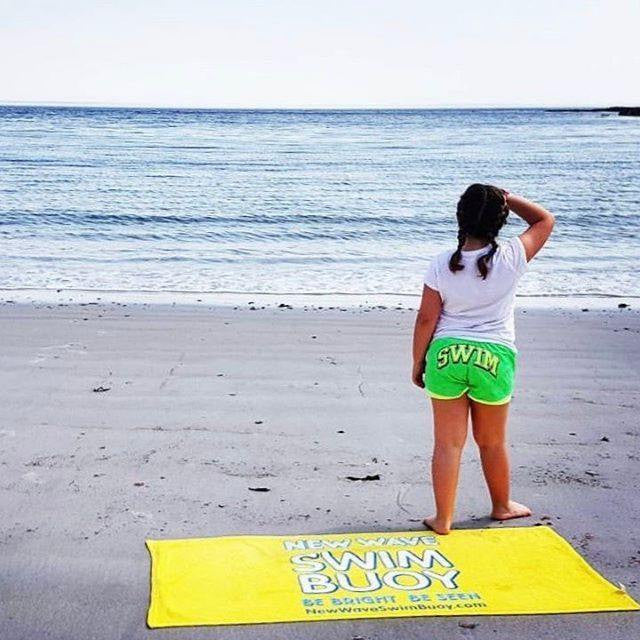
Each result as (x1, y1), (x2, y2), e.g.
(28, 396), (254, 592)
(506, 193), (555, 261)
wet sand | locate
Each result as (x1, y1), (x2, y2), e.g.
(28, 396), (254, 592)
(0, 301), (639, 639)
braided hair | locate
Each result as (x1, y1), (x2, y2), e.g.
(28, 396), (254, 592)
(448, 183), (509, 279)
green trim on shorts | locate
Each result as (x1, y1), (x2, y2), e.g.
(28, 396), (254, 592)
(428, 387), (469, 401)
(467, 393), (512, 406)
(424, 337), (516, 405)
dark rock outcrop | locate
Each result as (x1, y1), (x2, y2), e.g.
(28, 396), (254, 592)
(547, 106), (640, 117)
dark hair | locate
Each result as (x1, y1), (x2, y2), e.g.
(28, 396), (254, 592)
(448, 183), (509, 279)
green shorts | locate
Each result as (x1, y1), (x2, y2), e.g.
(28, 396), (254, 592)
(424, 337), (516, 405)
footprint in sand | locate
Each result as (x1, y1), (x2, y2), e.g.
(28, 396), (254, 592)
(31, 342), (87, 364)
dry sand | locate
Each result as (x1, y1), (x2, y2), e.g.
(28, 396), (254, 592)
(0, 300), (639, 640)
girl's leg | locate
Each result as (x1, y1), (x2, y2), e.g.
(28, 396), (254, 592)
(424, 395), (469, 535)
(469, 400), (531, 520)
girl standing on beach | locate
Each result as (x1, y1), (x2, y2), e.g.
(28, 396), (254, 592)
(411, 184), (554, 534)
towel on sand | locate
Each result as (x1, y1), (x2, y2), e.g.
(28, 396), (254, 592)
(147, 525), (639, 627)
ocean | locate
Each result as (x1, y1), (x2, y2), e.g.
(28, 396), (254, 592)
(1, 106), (638, 305)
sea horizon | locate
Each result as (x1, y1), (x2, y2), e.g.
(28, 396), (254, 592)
(1, 102), (629, 110)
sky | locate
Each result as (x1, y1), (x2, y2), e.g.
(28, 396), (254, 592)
(1, 0), (639, 109)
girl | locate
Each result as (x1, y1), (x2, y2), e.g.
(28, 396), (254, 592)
(411, 184), (554, 535)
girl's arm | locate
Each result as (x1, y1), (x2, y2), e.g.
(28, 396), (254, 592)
(412, 285), (442, 388)
(506, 193), (555, 261)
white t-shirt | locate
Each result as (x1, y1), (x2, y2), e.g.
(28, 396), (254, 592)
(423, 236), (528, 351)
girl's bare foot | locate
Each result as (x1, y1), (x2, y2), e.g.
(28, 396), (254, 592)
(491, 500), (532, 521)
(423, 515), (451, 535)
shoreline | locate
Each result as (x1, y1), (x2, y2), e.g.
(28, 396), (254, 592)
(0, 288), (636, 312)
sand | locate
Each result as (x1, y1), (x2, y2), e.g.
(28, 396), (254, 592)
(0, 300), (639, 639)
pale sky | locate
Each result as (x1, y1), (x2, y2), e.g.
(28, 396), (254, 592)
(1, 0), (638, 108)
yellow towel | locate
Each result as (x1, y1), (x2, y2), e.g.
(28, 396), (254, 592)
(146, 526), (639, 627)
